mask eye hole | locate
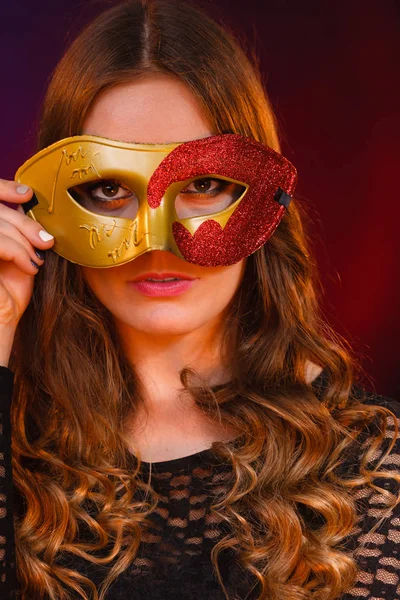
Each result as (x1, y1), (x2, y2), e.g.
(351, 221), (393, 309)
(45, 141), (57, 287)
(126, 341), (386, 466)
(174, 177), (246, 219)
(69, 179), (139, 219)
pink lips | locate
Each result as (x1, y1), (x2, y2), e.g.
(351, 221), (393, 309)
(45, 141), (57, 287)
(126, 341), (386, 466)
(128, 272), (197, 297)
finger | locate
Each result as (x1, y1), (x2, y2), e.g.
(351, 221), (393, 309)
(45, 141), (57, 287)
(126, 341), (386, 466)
(0, 219), (46, 266)
(0, 179), (34, 204)
(0, 233), (42, 276)
(0, 202), (54, 249)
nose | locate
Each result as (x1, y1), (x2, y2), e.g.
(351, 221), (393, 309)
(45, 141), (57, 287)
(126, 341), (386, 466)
(144, 194), (180, 256)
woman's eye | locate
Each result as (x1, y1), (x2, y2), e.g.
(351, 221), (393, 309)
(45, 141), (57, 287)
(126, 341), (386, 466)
(69, 180), (139, 219)
(88, 180), (132, 201)
(175, 178), (245, 219)
(180, 178), (221, 195)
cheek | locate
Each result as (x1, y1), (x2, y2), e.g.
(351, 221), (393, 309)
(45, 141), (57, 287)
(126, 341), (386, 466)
(208, 260), (246, 305)
(82, 267), (122, 312)
(188, 260), (246, 319)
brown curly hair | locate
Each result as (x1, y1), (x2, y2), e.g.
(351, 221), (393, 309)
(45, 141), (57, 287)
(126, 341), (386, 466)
(10, 1), (398, 599)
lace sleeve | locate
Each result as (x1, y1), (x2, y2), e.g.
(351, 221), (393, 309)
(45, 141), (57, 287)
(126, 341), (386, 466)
(342, 397), (400, 600)
(0, 366), (16, 598)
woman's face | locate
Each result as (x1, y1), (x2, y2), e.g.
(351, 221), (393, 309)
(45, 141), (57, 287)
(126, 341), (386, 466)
(81, 74), (246, 337)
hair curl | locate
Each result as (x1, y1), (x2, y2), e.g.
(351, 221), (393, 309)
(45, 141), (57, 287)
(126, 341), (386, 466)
(10, 1), (399, 599)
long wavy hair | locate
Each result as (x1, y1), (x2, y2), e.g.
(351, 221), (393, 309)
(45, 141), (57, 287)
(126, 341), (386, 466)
(10, 1), (398, 599)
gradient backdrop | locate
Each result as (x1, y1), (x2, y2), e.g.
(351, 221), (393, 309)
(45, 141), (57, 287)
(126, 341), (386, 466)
(1, 0), (399, 399)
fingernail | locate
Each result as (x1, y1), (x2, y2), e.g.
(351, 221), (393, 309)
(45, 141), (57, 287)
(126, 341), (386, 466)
(34, 249), (45, 260)
(38, 230), (54, 241)
(30, 259), (40, 269)
(16, 184), (31, 195)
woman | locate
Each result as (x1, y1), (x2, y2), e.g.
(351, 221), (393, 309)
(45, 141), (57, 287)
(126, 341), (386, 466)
(0, 1), (399, 599)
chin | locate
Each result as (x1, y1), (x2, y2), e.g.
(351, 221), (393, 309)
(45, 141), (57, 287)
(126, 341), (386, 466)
(116, 310), (204, 337)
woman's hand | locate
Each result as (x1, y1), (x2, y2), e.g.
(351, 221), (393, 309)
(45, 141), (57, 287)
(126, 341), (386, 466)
(0, 180), (54, 365)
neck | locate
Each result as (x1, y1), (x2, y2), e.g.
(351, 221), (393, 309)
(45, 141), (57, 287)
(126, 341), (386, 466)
(115, 316), (230, 414)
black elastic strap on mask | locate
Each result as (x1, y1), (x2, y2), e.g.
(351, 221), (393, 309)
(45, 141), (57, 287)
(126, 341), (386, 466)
(22, 193), (39, 214)
(274, 187), (292, 208)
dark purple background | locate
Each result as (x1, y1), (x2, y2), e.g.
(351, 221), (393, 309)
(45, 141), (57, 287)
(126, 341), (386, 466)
(2, 0), (399, 398)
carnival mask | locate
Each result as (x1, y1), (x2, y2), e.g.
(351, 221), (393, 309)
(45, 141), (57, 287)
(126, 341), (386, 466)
(15, 133), (297, 268)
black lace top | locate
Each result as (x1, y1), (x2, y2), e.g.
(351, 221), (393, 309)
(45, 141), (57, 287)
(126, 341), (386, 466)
(1, 366), (399, 599)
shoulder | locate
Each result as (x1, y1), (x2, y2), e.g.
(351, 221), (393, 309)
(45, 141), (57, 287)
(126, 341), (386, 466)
(347, 383), (400, 497)
(312, 367), (400, 420)
(349, 379), (400, 413)
(312, 369), (400, 519)
(331, 377), (400, 490)
(338, 387), (400, 598)
(351, 383), (400, 443)
(347, 383), (400, 463)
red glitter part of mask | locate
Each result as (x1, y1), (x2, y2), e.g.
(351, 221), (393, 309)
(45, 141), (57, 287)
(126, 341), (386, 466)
(147, 134), (297, 266)
(172, 206), (285, 267)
